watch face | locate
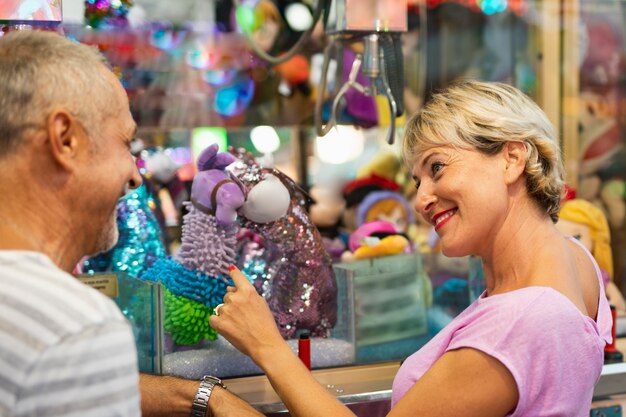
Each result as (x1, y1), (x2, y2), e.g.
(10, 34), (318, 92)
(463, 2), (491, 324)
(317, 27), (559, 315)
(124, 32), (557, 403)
(202, 375), (227, 389)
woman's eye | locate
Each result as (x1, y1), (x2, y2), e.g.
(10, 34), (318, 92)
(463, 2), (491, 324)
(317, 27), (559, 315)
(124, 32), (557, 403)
(431, 162), (444, 175)
(573, 234), (582, 240)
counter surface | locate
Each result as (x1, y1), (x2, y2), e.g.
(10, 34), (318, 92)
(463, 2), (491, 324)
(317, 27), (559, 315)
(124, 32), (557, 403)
(223, 338), (626, 414)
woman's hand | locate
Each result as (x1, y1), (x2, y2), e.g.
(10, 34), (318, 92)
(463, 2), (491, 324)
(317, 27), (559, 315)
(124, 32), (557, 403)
(209, 266), (287, 364)
(210, 270), (357, 417)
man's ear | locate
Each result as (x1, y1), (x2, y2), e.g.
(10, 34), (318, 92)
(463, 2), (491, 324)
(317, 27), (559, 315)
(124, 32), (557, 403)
(502, 141), (527, 185)
(45, 110), (83, 171)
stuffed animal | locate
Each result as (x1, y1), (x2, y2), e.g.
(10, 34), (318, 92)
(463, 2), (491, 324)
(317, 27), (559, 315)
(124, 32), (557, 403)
(229, 148), (338, 338)
(557, 198), (626, 316)
(356, 190), (414, 236)
(143, 143), (337, 345)
(142, 144), (246, 345)
(341, 220), (409, 262)
(341, 174), (401, 233)
(351, 234), (410, 260)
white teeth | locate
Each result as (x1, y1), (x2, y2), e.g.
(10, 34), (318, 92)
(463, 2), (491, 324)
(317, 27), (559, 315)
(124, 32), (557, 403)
(435, 210), (456, 225)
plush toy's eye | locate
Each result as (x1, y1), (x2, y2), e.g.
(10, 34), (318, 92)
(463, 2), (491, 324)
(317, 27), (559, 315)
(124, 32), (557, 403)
(241, 174), (290, 223)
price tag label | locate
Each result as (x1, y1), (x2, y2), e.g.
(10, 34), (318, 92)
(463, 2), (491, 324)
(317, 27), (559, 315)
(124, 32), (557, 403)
(77, 274), (119, 298)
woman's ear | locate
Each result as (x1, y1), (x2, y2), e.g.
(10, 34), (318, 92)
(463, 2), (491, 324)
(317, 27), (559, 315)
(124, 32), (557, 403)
(502, 141), (527, 185)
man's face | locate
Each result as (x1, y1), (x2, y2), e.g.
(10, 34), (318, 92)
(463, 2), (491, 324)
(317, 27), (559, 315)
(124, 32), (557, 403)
(79, 68), (142, 257)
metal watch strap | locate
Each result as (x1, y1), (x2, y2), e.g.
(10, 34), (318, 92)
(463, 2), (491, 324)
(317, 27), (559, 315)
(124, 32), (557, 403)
(190, 375), (227, 417)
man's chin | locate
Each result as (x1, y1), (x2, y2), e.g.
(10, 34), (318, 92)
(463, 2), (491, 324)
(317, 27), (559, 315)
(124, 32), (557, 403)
(87, 226), (119, 258)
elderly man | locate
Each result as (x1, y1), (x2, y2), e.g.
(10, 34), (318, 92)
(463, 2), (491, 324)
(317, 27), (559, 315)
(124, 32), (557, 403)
(0, 30), (260, 417)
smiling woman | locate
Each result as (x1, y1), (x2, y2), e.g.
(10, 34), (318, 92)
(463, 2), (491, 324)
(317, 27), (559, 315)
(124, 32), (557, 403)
(404, 80), (564, 223)
(393, 80), (611, 416)
(207, 79), (614, 417)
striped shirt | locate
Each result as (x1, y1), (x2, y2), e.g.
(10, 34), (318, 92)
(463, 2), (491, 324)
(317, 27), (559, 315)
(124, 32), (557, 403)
(0, 251), (141, 417)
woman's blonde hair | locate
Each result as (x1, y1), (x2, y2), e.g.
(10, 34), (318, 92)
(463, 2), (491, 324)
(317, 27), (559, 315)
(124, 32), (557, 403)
(403, 79), (564, 222)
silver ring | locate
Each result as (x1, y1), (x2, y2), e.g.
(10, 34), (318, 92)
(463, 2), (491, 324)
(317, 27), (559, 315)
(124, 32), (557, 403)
(214, 303), (224, 316)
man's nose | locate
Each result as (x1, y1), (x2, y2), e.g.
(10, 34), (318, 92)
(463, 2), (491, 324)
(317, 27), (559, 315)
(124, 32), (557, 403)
(128, 157), (143, 190)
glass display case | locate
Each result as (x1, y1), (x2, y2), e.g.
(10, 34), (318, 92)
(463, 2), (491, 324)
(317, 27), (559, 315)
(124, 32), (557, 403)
(78, 271), (163, 374)
(85, 249), (478, 378)
(333, 253), (430, 363)
(34, 0), (625, 399)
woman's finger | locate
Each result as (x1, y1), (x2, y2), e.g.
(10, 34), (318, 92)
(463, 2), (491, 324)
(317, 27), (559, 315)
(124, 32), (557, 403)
(228, 265), (253, 289)
(223, 291), (235, 304)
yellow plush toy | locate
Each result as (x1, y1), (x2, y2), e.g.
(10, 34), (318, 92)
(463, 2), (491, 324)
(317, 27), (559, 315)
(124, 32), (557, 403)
(557, 198), (626, 315)
(352, 234), (410, 260)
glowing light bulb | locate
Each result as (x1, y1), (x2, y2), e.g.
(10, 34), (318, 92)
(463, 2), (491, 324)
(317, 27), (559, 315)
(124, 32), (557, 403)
(250, 125), (280, 154)
(315, 126), (364, 164)
(285, 3), (313, 32)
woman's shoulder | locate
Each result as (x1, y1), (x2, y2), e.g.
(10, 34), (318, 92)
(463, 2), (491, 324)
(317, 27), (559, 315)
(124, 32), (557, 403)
(464, 286), (596, 336)
(450, 288), (604, 385)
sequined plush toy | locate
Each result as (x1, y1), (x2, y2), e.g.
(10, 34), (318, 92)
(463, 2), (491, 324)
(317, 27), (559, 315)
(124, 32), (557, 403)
(144, 144), (337, 346)
(229, 148), (338, 339)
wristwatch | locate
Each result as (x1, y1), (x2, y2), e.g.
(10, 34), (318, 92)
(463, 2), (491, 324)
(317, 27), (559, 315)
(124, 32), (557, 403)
(190, 375), (227, 417)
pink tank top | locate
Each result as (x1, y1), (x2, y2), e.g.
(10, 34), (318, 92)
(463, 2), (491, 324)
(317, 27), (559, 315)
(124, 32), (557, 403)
(392, 237), (612, 416)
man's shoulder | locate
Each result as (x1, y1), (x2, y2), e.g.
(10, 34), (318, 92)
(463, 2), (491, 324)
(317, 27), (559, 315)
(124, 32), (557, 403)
(0, 250), (126, 331)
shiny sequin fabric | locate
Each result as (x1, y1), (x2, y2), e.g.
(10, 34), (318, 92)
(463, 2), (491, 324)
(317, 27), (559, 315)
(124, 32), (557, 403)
(82, 182), (167, 278)
(229, 150), (338, 338)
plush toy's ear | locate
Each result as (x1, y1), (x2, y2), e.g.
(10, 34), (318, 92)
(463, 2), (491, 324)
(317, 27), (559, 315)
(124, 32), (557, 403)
(197, 143), (219, 171)
(271, 168), (314, 205)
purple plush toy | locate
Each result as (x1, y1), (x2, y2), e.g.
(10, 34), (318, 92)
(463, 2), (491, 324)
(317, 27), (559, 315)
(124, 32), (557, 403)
(145, 143), (337, 346)
(177, 143), (246, 275)
(144, 144), (247, 346)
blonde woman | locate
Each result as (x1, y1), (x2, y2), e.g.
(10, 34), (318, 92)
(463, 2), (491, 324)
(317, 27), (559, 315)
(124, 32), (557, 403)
(211, 80), (612, 417)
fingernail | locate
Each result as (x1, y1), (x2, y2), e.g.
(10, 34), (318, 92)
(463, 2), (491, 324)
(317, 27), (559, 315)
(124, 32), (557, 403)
(228, 265), (236, 272)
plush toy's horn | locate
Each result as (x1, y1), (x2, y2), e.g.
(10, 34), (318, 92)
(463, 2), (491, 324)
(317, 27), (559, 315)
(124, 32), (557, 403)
(197, 143), (219, 171)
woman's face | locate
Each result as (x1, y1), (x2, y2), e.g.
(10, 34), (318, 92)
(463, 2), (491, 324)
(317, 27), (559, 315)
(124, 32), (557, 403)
(411, 145), (509, 257)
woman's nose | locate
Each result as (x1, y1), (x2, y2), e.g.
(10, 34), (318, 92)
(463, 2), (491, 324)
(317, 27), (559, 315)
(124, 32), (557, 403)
(414, 185), (436, 217)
